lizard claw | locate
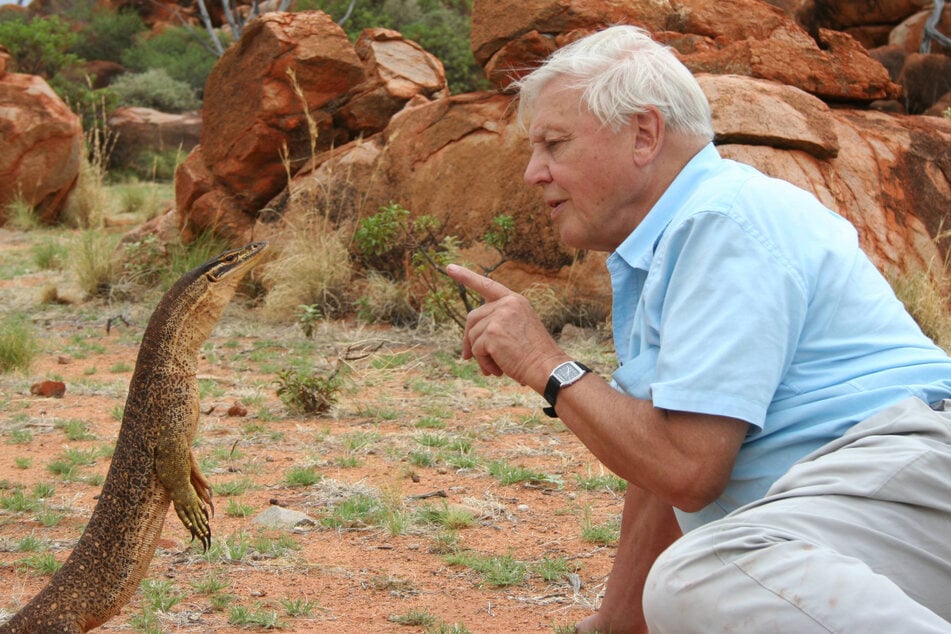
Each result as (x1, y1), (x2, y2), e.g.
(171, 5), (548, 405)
(175, 498), (211, 551)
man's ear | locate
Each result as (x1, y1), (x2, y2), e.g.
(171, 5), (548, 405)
(630, 107), (665, 166)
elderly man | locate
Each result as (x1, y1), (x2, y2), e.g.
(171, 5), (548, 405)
(448, 25), (951, 633)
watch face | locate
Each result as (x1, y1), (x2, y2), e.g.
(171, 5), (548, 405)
(554, 363), (584, 383)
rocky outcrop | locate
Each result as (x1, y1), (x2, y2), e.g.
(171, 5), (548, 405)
(178, 10), (447, 240)
(158, 0), (950, 314)
(471, 0), (900, 102)
(0, 62), (83, 224)
(250, 74), (949, 302)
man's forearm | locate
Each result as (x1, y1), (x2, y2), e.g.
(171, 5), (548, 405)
(579, 484), (682, 634)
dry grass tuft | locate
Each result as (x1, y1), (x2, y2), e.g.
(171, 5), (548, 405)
(261, 225), (353, 321)
(356, 272), (418, 326)
(891, 263), (951, 353)
(889, 225), (951, 353)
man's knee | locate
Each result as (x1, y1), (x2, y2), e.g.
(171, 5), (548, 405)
(641, 533), (718, 632)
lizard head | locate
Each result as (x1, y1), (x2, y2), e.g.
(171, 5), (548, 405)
(202, 241), (270, 284)
(154, 241), (270, 349)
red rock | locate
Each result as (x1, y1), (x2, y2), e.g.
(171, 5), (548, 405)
(337, 28), (447, 133)
(30, 380), (66, 398)
(200, 11), (364, 213)
(0, 73), (83, 224)
(227, 401), (248, 417)
(107, 106), (202, 169)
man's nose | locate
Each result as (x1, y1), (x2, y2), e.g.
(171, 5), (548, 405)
(523, 151), (551, 187)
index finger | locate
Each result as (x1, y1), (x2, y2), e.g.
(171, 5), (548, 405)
(446, 264), (515, 303)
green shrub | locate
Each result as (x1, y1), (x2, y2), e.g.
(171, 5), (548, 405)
(0, 14), (79, 77)
(122, 26), (223, 97)
(70, 8), (146, 64)
(402, 5), (489, 94)
(109, 68), (200, 112)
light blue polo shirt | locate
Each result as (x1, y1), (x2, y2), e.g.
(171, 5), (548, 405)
(608, 144), (951, 532)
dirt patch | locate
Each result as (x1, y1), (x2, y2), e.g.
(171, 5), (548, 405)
(0, 228), (623, 633)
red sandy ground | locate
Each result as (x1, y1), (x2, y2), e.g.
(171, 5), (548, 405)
(0, 228), (623, 633)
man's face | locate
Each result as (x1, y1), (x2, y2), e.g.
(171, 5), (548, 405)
(524, 78), (650, 253)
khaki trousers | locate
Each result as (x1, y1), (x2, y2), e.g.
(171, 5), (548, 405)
(644, 397), (951, 633)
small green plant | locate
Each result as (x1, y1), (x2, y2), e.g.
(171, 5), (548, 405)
(228, 603), (285, 628)
(3, 198), (39, 231)
(31, 238), (68, 270)
(225, 498), (254, 518)
(321, 493), (383, 530)
(389, 607), (437, 627)
(0, 314), (39, 373)
(416, 503), (476, 530)
(342, 431), (380, 453)
(57, 419), (96, 441)
(281, 597), (319, 617)
(140, 578), (183, 612)
(534, 555), (573, 582)
(36, 510), (64, 527)
(574, 468), (628, 493)
(73, 230), (119, 297)
(192, 574), (230, 595)
(215, 477), (253, 497)
(33, 482), (55, 499)
(276, 367), (341, 416)
(486, 460), (558, 487)
(580, 507), (621, 546)
(296, 303), (324, 338)
(15, 534), (45, 552)
(425, 624), (472, 634)
(0, 488), (38, 513)
(444, 550), (527, 587)
(204, 531), (252, 563)
(17, 552), (62, 576)
(8, 428), (33, 444)
(284, 465), (322, 487)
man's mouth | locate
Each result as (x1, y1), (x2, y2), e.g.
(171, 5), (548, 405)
(547, 199), (566, 216)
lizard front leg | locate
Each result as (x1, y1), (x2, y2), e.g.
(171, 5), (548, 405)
(155, 434), (212, 550)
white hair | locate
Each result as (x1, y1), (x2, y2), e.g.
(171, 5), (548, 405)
(513, 25), (714, 140)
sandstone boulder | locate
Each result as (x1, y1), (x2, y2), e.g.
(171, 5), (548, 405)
(336, 28), (447, 134)
(471, 0), (900, 101)
(697, 74), (839, 159)
(199, 10), (364, 216)
(107, 106), (202, 170)
(0, 73), (83, 224)
(179, 11), (452, 239)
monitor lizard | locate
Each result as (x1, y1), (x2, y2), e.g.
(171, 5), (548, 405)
(1, 240), (269, 633)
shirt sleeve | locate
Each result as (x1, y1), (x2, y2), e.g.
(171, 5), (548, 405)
(644, 210), (809, 429)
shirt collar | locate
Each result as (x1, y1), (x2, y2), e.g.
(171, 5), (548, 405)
(611, 143), (722, 271)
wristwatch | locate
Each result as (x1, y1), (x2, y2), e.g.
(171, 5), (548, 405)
(542, 361), (591, 417)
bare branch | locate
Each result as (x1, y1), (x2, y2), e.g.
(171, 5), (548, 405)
(338, 0), (357, 26)
(196, 0), (226, 55)
(921, 0), (951, 53)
